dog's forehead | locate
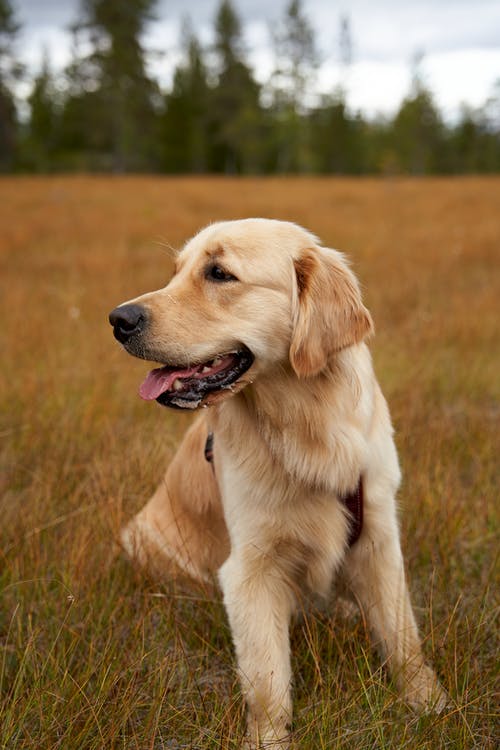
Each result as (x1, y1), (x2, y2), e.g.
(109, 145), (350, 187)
(180, 219), (318, 266)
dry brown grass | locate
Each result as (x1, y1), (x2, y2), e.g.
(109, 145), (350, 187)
(1, 176), (498, 749)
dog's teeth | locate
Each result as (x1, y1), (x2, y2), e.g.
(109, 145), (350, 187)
(202, 366), (212, 373)
(212, 357), (222, 367)
(172, 379), (183, 391)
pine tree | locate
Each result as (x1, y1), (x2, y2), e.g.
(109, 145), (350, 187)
(161, 19), (210, 172)
(311, 98), (367, 174)
(271, 0), (317, 111)
(63, 0), (160, 171)
(209, 0), (263, 173)
(390, 53), (446, 174)
(392, 88), (445, 173)
(477, 79), (500, 171)
(270, 0), (318, 171)
(0, 0), (21, 170)
(310, 14), (367, 174)
(25, 51), (58, 171)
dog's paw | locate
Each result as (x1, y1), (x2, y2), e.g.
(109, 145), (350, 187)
(403, 665), (449, 714)
(242, 738), (291, 750)
(334, 595), (359, 621)
(242, 723), (292, 749)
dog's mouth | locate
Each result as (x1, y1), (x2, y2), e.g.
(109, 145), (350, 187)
(138, 347), (254, 410)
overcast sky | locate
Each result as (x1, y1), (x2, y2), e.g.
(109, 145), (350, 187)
(13, 0), (500, 119)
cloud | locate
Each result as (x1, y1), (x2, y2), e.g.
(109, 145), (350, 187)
(16, 0), (77, 28)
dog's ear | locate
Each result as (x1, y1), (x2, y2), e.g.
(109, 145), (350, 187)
(290, 247), (374, 377)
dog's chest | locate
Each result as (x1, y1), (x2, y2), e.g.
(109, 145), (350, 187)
(218, 403), (365, 497)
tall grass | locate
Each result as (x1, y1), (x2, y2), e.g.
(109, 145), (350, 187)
(1, 176), (498, 748)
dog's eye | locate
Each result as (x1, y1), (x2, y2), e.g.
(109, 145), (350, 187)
(207, 265), (237, 282)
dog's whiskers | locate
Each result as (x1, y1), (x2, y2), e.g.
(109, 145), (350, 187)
(153, 238), (178, 258)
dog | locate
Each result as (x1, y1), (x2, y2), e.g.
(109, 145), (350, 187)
(109, 219), (447, 748)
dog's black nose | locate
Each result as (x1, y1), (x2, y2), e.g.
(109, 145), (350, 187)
(109, 304), (146, 343)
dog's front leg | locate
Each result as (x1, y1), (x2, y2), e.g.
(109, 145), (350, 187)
(219, 552), (295, 749)
(345, 518), (447, 712)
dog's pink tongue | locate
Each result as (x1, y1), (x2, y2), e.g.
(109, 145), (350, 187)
(139, 364), (198, 401)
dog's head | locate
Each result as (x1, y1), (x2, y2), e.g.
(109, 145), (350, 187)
(109, 219), (373, 410)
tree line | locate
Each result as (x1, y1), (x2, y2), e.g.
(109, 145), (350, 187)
(1, 0), (499, 174)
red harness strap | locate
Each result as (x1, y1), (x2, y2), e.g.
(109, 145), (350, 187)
(204, 431), (215, 463)
(342, 477), (364, 547)
(204, 432), (363, 547)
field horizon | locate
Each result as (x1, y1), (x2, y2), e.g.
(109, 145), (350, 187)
(1, 175), (498, 749)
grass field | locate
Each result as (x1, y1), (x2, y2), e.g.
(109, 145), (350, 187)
(1, 176), (498, 749)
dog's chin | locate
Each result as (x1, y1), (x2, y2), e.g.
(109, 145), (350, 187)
(138, 346), (255, 411)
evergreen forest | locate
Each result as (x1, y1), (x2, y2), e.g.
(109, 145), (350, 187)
(1, 0), (499, 174)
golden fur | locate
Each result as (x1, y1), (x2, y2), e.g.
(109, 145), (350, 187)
(117, 219), (446, 748)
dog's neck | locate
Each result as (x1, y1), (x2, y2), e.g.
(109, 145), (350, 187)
(244, 347), (361, 422)
(214, 345), (370, 494)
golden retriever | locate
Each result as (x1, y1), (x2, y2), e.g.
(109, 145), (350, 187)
(109, 219), (446, 748)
